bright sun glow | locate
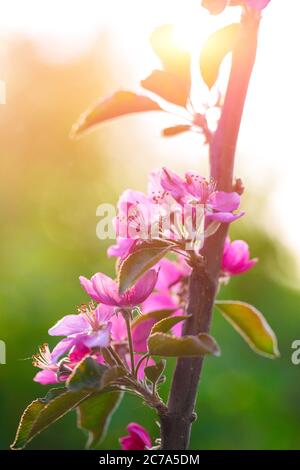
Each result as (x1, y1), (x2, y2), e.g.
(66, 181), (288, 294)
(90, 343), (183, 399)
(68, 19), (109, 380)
(2, 0), (300, 274)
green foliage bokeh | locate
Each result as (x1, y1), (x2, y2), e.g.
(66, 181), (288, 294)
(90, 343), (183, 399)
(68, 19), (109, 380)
(1, 37), (300, 450)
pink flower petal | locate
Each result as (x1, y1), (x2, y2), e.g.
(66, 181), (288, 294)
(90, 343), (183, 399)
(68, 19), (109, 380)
(206, 210), (244, 223)
(235, 258), (258, 274)
(91, 273), (121, 306)
(48, 315), (88, 337)
(224, 240), (249, 267)
(132, 318), (156, 353)
(79, 276), (101, 302)
(118, 189), (149, 208)
(51, 337), (77, 361)
(160, 167), (187, 204)
(127, 269), (158, 305)
(107, 238), (137, 259)
(110, 314), (127, 342)
(208, 191), (240, 212)
(222, 238), (258, 275)
(33, 370), (58, 385)
(69, 343), (90, 363)
(127, 422), (152, 448)
(82, 327), (111, 349)
(155, 258), (186, 292)
(185, 171), (207, 199)
(94, 304), (114, 323)
(142, 293), (177, 313)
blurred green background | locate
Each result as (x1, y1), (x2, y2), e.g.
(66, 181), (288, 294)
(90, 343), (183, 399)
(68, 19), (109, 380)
(1, 36), (300, 451)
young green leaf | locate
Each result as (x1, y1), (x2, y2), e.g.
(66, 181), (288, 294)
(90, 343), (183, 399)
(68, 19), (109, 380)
(215, 300), (280, 358)
(144, 360), (166, 385)
(132, 308), (176, 353)
(118, 240), (172, 294)
(77, 391), (123, 449)
(151, 315), (191, 334)
(148, 332), (220, 357)
(71, 91), (162, 137)
(11, 388), (90, 450)
(200, 23), (240, 88)
(132, 308), (175, 329)
(101, 366), (127, 389)
(67, 357), (108, 392)
(141, 70), (190, 107)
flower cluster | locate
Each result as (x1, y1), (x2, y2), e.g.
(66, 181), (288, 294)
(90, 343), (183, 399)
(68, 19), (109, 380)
(33, 168), (257, 397)
(33, 270), (159, 385)
(109, 167), (244, 257)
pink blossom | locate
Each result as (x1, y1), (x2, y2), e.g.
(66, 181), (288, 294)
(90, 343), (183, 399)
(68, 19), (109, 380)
(33, 344), (60, 385)
(108, 168), (240, 257)
(116, 189), (155, 240)
(32, 342), (90, 385)
(80, 269), (158, 308)
(107, 170), (181, 260)
(48, 303), (114, 354)
(120, 423), (152, 450)
(222, 238), (258, 276)
(32, 341), (99, 385)
(160, 168), (243, 223)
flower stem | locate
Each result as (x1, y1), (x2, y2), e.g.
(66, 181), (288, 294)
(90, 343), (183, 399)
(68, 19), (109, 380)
(134, 353), (149, 379)
(108, 346), (127, 369)
(123, 311), (135, 375)
(159, 9), (261, 450)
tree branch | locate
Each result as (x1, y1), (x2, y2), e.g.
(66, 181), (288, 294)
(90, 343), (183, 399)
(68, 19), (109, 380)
(160, 9), (261, 450)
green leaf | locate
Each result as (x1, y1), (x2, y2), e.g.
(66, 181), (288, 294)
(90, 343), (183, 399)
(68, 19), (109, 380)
(144, 360), (166, 384)
(67, 357), (108, 392)
(150, 24), (191, 84)
(132, 308), (175, 329)
(200, 23), (240, 88)
(71, 91), (162, 137)
(77, 391), (123, 449)
(148, 332), (220, 357)
(11, 400), (46, 450)
(132, 308), (176, 353)
(101, 366), (127, 389)
(151, 315), (191, 334)
(141, 70), (190, 107)
(215, 300), (280, 359)
(11, 362), (127, 450)
(162, 125), (191, 137)
(11, 387), (90, 450)
(118, 240), (172, 294)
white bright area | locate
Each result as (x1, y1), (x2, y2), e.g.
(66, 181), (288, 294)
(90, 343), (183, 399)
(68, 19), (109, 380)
(1, 0), (299, 272)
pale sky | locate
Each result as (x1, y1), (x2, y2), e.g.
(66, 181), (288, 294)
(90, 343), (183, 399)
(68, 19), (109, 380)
(2, 0), (300, 272)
